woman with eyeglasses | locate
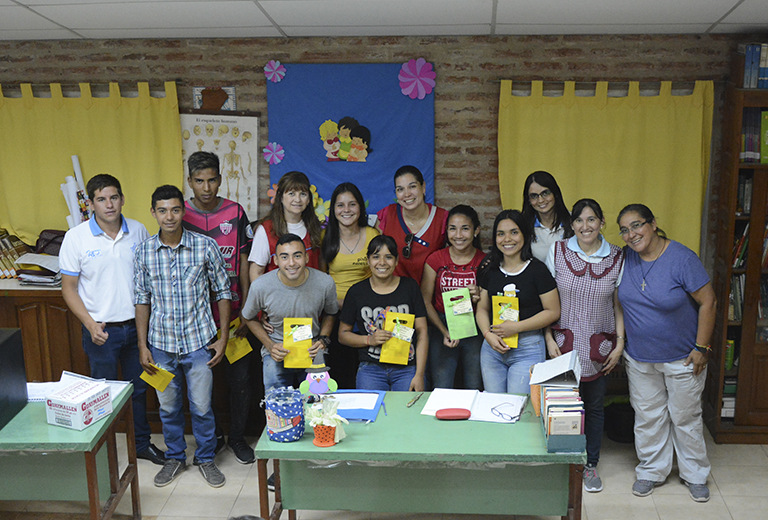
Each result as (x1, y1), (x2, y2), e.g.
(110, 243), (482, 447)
(375, 165), (447, 284)
(616, 204), (716, 503)
(248, 171), (322, 281)
(338, 235), (428, 391)
(544, 198), (625, 494)
(475, 209), (560, 394)
(521, 170), (574, 262)
(320, 182), (380, 388)
(421, 205), (486, 390)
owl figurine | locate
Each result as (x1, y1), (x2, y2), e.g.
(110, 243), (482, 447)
(300, 351), (338, 395)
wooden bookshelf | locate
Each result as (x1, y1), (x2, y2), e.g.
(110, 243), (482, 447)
(704, 53), (768, 443)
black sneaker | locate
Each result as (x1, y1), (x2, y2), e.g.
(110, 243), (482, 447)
(214, 435), (226, 455)
(136, 443), (166, 465)
(229, 438), (255, 464)
(154, 459), (185, 487)
(198, 460), (226, 488)
(267, 472), (276, 492)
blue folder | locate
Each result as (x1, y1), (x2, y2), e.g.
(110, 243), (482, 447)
(333, 389), (386, 422)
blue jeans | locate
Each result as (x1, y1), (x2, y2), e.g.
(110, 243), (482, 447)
(82, 322), (151, 452)
(151, 346), (216, 463)
(356, 361), (416, 391)
(480, 330), (545, 394)
(262, 348), (308, 391)
(428, 316), (483, 390)
(580, 375), (607, 467)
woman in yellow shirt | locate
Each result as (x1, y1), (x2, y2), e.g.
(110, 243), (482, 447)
(321, 182), (379, 387)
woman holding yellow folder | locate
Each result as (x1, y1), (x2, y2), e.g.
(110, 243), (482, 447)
(476, 210), (560, 394)
(338, 235), (428, 391)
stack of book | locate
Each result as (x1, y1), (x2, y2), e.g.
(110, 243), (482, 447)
(742, 43), (768, 89)
(13, 252), (61, 287)
(728, 274), (745, 322)
(542, 387), (584, 436)
(732, 222), (749, 268)
(530, 351), (586, 453)
(0, 229), (31, 279)
(740, 108), (767, 164)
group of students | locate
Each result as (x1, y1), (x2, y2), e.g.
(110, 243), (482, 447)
(59, 155), (716, 503)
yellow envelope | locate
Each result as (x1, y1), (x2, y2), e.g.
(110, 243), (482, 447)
(220, 317), (253, 364)
(140, 364), (175, 392)
(380, 312), (415, 365)
(491, 295), (519, 348)
(283, 317), (313, 369)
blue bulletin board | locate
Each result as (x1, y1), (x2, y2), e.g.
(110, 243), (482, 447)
(264, 61), (436, 222)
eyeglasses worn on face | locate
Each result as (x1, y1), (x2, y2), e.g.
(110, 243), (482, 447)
(619, 220), (650, 236)
(402, 233), (414, 259)
(528, 188), (553, 202)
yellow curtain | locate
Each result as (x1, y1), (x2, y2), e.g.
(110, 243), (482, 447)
(0, 82), (182, 244)
(498, 80), (714, 253)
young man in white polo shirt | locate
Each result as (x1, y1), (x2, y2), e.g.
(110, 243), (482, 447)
(60, 174), (165, 465)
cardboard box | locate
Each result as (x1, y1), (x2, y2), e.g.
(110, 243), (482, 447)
(45, 380), (111, 430)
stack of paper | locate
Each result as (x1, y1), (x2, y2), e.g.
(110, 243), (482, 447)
(14, 253), (61, 286)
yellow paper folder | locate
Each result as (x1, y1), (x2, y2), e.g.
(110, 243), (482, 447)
(221, 317), (253, 364)
(140, 364), (175, 392)
(491, 295), (519, 348)
(380, 312), (415, 365)
(283, 317), (313, 369)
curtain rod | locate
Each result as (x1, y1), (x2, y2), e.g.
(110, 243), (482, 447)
(492, 79), (726, 84)
(0, 80), (182, 89)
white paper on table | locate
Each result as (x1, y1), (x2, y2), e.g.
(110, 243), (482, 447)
(468, 393), (527, 423)
(420, 388), (479, 416)
(15, 253), (60, 272)
(333, 392), (381, 411)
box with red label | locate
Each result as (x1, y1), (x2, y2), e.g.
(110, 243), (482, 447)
(45, 380), (112, 430)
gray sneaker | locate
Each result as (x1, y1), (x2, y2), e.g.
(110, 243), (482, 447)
(154, 459), (186, 487)
(583, 465), (603, 492)
(198, 460), (226, 488)
(632, 479), (663, 497)
(681, 479), (710, 502)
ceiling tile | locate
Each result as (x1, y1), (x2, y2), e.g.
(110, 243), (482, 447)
(496, 0), (735, 25)
(32, 1), (272, 29)
(495, 23), (715, 35)
(0, 5), (67, 30)
(719, 0), (768, 23)
(261, 0), (493, 26)
(76, 26), (283, 38)
(283, 24), (492, 37)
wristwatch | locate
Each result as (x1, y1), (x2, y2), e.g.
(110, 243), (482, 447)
(316, 335), (332, 348)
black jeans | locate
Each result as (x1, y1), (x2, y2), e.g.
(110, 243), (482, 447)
(580, 375), (607, 467)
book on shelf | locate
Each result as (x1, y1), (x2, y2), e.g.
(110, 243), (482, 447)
(760, 44), (768, 89)
(743, 43), (766, 89)
(730, 274), (745, 322)
(732, 222), (749, 268)
(762, 111), (768, 165)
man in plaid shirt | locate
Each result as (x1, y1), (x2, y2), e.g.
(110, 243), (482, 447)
(135, 185), (231, 489)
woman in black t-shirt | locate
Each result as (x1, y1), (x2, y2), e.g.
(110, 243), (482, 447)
(476, 210), (560, 394)
(339, 235), (428, 391)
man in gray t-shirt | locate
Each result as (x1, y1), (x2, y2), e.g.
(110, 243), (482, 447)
(242, 233), (338, 390)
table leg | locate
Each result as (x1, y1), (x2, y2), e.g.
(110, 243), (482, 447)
(257, 459), (271, 519)
(84, 449), (101, 520)
(563, 463), (583, 520)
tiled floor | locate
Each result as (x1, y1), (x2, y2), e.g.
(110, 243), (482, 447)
(2, 430), (768, 520)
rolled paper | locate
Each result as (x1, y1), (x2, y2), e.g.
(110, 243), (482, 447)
(71, 155), (85, 193)
(61, 181), (78, 223)
(66, 215), (75, 229)
(65, 176), (82, 224)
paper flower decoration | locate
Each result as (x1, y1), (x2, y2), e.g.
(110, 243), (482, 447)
(267, 183), (278, 204)
(398, 58), (436, 100)
(264, 60), (287, 83)
(263, 142), (285, 165)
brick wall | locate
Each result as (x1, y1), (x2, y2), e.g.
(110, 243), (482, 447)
(0, 34), (754, 261)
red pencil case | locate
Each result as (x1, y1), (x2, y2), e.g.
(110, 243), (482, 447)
(436, 408), (471, 420)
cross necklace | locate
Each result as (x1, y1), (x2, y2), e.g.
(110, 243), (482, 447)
(640, 238), (667, 291)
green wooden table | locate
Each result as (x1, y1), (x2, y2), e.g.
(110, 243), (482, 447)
(255, 391), (586, 520)
(0, 384), (140, 520)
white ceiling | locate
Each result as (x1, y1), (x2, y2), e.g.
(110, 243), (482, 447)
(0, 0), (767, 41)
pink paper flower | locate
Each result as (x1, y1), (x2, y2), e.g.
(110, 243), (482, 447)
(264, 60), (287, 83)
(267, 183), (278, 204)
(398, 58), (436, 100)
(263, 142), (285, 165)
